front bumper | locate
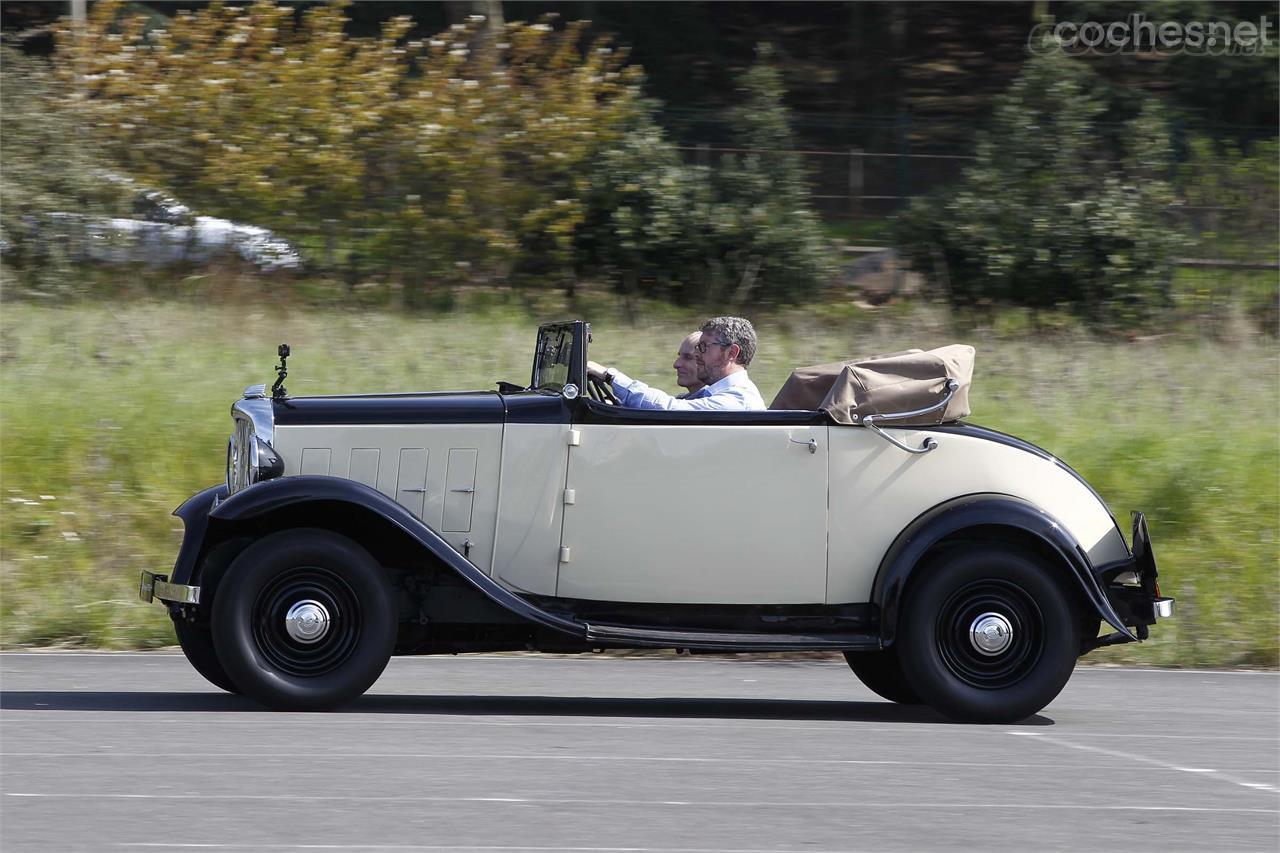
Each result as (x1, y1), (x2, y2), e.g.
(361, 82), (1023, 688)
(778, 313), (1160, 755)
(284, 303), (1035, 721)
(139, 571), (201, 605)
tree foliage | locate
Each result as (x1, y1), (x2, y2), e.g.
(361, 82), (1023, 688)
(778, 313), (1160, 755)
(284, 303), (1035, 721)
(575, 48), (832, 305)
(896, 51), (1180, 325)
(52, 1), (833, 303)
(58, 0), (642, 294)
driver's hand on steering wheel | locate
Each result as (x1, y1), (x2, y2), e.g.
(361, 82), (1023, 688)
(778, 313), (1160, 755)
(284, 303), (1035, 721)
(586, 360), (610, 380)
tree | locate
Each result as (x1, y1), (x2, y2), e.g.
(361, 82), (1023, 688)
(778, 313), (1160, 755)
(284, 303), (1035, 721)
(896, 50), (1178, 325)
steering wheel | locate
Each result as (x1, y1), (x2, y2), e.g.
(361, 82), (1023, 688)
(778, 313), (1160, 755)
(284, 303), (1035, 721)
(587, 373), (619, 405)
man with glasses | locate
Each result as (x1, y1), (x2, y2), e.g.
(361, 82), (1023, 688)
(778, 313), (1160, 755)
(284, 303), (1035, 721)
(587, 316), (766, 411)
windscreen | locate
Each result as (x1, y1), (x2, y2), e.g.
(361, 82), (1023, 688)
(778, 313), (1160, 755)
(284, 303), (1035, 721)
(532, 325), (575, 390)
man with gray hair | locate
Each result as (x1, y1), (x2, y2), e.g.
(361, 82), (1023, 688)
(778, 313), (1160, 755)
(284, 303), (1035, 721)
(587, 316), (766, 411)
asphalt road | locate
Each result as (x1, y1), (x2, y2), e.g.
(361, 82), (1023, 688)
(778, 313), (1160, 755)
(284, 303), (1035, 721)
(0, 652), (1276, 853)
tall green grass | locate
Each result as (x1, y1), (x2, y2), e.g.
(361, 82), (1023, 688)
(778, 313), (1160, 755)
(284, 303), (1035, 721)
(2, 296), (1276, 666)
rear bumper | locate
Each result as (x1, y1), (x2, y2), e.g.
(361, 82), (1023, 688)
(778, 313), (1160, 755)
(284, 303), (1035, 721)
(1087, 512), (1173, 651)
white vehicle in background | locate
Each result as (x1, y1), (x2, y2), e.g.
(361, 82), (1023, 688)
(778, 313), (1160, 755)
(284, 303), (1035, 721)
(18, 184), (301, 271)
(140, 321), (1173, 722)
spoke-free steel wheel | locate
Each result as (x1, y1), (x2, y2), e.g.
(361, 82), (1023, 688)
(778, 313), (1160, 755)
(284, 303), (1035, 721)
(842, 648), (922, 704)
(211, 529), (396, 711)
(897, 545), (1080, 723)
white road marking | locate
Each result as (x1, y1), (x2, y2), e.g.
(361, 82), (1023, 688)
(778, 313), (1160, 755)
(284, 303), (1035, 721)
(4, 751), (1279, 773)
(1008, 731), (1280, 794)
(5, 792), (1276, 813)
(116, 846), (880, 852)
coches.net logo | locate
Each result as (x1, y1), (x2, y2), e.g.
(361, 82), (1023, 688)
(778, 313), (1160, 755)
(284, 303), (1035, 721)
(1028, 13), (1275, 56)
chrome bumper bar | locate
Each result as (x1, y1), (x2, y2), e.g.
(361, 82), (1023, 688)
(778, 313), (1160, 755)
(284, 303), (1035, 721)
(139, 571), (201, 605)
(1153, 597), (1175, 620)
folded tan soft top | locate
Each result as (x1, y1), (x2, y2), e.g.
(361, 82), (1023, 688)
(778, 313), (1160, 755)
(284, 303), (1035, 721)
(769, 344), (975, 425)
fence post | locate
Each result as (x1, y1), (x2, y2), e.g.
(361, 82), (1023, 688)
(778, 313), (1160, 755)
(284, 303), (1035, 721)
(849, 147), (864, 230)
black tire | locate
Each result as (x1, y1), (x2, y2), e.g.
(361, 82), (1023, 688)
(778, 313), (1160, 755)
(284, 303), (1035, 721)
(896, 545), (1080, 723)
(843, 649), (922, 704)
(172, 539), (250, 695)
(174, 620), (240, 694)
(211, 529), (397, 711)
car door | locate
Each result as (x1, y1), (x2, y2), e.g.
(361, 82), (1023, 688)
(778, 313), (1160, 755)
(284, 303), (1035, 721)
(556, 421), (829, 604)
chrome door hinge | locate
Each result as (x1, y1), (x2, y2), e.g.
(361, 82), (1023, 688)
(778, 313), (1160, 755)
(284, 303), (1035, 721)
(558, 545), (571, 563)
(563, 488), (576, 505)
(567, 429), (581, 447)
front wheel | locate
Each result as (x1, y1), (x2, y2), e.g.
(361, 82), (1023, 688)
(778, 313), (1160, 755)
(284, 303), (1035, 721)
(896, 545), (1080, 723)
(211, 529), (397, 711)
(174, 620), (240, 694)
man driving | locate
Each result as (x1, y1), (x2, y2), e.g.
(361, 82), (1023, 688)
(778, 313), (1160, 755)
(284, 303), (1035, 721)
(587, 316), (766, 411)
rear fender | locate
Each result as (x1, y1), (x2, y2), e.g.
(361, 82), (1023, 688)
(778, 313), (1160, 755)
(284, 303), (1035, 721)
(873, 494), (1134, 646)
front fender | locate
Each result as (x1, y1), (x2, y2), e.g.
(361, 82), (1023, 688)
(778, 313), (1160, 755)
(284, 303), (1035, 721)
(207, 476), (584, 638)
(169, 483), (228, 586)
(873, 494), (1135, 646)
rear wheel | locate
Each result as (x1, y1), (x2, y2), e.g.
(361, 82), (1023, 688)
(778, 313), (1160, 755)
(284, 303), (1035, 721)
(843, 649), (921, 704)
(211, 529), (397, 711)
(897, 545), (1080, 723)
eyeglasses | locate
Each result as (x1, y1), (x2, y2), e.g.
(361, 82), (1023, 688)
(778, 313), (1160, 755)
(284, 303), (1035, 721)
(695, 339), (731, 354)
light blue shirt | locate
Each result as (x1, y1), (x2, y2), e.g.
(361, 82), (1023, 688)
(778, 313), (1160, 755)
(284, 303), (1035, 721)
(609, 368), (766, 411)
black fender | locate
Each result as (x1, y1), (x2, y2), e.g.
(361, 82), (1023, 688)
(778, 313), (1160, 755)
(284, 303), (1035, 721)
(184, 476), (585, 639)
(873, 494), (1135, 646)
(169, 484), (229, 587)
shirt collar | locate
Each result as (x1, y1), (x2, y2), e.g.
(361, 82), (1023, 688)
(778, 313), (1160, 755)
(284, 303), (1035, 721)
(704, 370), (752, 394)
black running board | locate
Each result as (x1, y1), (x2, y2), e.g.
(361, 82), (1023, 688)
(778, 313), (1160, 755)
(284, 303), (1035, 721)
(584, 622), (881, 652)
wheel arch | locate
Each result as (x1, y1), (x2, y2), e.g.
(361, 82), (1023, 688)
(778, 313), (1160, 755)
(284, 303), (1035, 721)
(873, 494), (1134, 647)
(200, 476), (584, 638)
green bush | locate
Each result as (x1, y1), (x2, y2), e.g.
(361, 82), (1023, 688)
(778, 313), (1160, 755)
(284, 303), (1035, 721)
(896, 51), (1179, 326)
(575, 48), (833, 305)
(51, 4), (831, 304)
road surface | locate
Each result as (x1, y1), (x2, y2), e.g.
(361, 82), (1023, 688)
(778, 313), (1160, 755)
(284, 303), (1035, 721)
(1, 652), (1277, 852)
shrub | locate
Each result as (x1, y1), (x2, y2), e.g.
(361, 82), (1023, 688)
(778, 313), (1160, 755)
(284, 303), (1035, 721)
(51, 4), (831, 304)
(575, 47), (833, 305)
(56, 1), (642, 296)
(896, 51), (1179, 326)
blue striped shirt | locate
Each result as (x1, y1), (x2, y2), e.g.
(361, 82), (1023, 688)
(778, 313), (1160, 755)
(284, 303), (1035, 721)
(609, 369), (766, 411)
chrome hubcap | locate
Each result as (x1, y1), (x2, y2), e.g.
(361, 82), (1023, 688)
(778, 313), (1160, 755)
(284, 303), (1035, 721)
(284, 600), (330, 644)
(969, 612), (1013, 656)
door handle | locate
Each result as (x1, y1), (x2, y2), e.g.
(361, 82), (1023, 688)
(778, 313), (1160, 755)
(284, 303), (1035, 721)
(788, 437), (817, 454)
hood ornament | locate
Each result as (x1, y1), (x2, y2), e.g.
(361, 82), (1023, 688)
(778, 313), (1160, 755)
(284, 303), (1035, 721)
(271, 344), (290, 400)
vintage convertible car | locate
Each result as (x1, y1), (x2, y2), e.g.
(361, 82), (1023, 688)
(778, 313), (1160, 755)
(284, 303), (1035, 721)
(139, 320), (1172, 722)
